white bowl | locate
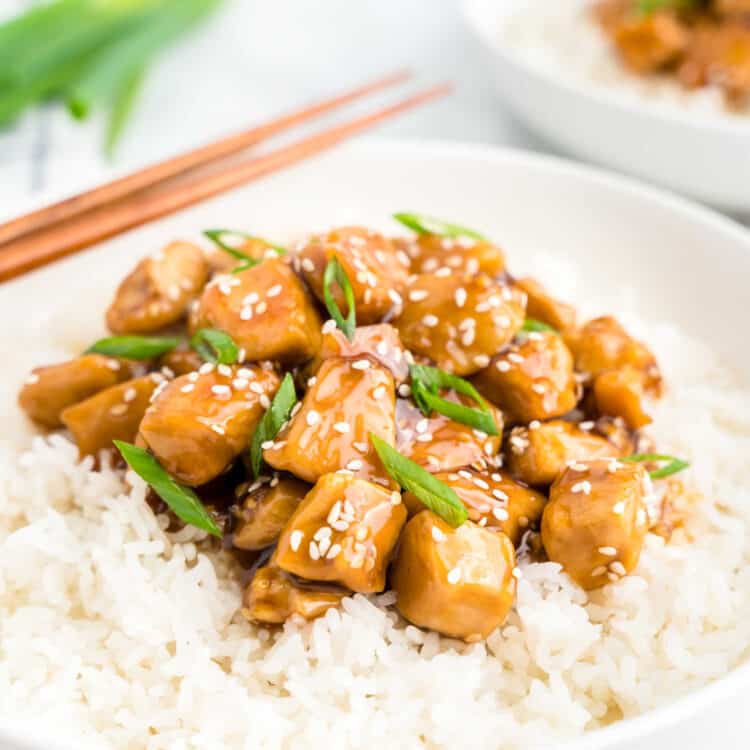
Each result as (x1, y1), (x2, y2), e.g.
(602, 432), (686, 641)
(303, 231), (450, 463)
(1, 140), (749, 749)
(462, 0), (750, 213)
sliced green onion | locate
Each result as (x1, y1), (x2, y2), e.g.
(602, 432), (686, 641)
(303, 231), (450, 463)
(409, 364), (499, 436)
(622, 453), (690, 479)
(393, 212), (486, 241)
(203, 229), (286, 272)
(106, 64), (145, 156)
(86, 334), (180, 359)
(190, 328), (239, 365)
(636, 0), (700, 15)
(115, 441), (221, 537)
(521, 318), (558, 334)
(249, 373), (297, 478)
(323, 256), (356, 342)
(370, 433), (468, 528)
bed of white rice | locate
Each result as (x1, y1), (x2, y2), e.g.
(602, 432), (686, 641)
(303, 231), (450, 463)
(502, 0), (750, 118)
(1, 257), (750, 750)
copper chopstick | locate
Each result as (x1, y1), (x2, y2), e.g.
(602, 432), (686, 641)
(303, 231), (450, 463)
(0, 82), (450, 282)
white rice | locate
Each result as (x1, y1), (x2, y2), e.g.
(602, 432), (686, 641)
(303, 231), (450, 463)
(1, 259), (750, 749)
(502, 0), (750, 119)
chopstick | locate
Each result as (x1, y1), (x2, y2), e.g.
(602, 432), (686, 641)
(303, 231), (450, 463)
(0, 80), (450, 283)
(0, 70), (411, 247)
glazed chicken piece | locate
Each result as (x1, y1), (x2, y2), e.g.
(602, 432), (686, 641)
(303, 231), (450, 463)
(19, 354), (134, 428)
(715, 0), (750, 15)
(567, 316), (662, 394)
(296, 226), (410, 325)
(396, 396), (503, 473)
(398, 234), (506, 277)
(678, 22), (750, 103)
(139, 363), (280, 486)
(473, 330), (578, 424)
(506, 419), (621, 486)
(158, 348), (203, 377)
(106, 241), (208, 334)
(243, 563), (345, 624)
(516, 277), (577, 334)
(395, 272), (526, 376)
(611, 11), (689, 73)
(275, 473), (406, 593)
(233, 476), (309, 551)
(264, 356), (396, 486)
(541, 458), (650, 590)
(391, 511), (517, 641)
(593, 366), (652, 429)
(61, 375), (158, 457)
(192, 257), (322, 365)
(403, 468), (546, 545)
(307, 323), (409, 384)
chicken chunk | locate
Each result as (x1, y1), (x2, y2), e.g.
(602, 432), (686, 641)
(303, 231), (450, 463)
(516, 277), (577, 334)
(391, 511), (517, 641)
(275, 473), (406, 593)
(568, 316), (661, 394)
(593, 366), (652, 429)
(140, 363), (280, 486)
(192, 258), (322, 365)
(296, 226), (410, 325)
(396, 396), (503, 473)
(307, 323), (409, 383)
(19, 354), (134, 429)
(612, 11), (689, 73)
(398, 234), (506, 277)
(242, 564), (345, 624)
(106, 241), (208, 334)
(473, 330), (578, 424)
(233, 476), (309, 551)
(541, 459), (650, 590)
(61, 375), (158, 457)
(395, 272), (526, 376)
(404, 468), (546, 545)
(506, 419), (620, 486)
(264, 356), (396, 486)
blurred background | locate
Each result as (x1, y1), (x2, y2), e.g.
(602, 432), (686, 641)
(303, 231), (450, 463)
(0, 0), (546, 214)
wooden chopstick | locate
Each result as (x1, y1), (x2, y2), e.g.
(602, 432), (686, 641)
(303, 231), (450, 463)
(0, 83), (450, 283)
(0, 70), (411, 247)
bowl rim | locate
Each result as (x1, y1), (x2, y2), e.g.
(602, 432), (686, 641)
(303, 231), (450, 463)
(1, 137), (749, 750)
(461, 0), (750, 138)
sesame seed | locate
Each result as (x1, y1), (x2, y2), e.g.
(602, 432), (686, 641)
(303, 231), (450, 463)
(529, 420), (541, 430)
(313, 526), (332, 541)
(507, 353), (523, 364)
(333, 422), (350, 434)
(607, 572), (620, 582)
(422, 314), (439, 328)
(473, 477), (490, 490)
(492, 506), (509, 521)
(372, 385), (387, 399)
(267, 284), (282, 297)
(461, 328), (476, 347)
(352, 441), (368, 453)
(591, 565), (607, 577)
(598, 546), (617, 556)
(346, 459), (363, 471)
(261, 440), (275, 450)
(354, 526), (368, 541)
(239, 306), (253, 320)
(398, 384), (412, 397)
(391, 492), (402, 505)
(109, 403), (128, 416)
(322, 320), (337, 334)
(306, 410), (320, 426)
(326, 543), (342, 559)
(255, 301), (267, 315)
(210, 424), (225, 435)
(249, 382), (263, 395)
(572, 481), (592, 494)
(180, 384), (195, 394)
(330, 520), (350, 532)
(431, 526), (445, 542)
(569, 462), (588, 472)
(409, 289), (428, 302)
(105, 359), (121, 371)
(309, 541), (321, 561)
(612, 501), (626, 515)
(415, 419), (430, 434)
(211, 384), (232, 397)
(122, 387), (137, 403)
(233, 378), (248, 390)
(454, 287), (467, 308)
(290, 530), (304, 551)
(447, 567), (462, 585)
(610, 561), (627, 576)
(496, 360), (511, 373)
(307, 376), (317, 387)
(301, 258), (315, 272)
(492, 488), (509, 501)
(473, 355), (490, 368)
(579, 421), (595, 431)
(199, 362), (215, 375)
(217, 364), (232, 377)
(352, 359), (371, 371)
(260, 395), (271, 409)
(531, 383), (547, 395)
(416, 433), (433, 443)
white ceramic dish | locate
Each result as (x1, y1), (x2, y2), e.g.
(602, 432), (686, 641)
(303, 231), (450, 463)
(1, 140), (749, 750)
(461, 0), (750, 214)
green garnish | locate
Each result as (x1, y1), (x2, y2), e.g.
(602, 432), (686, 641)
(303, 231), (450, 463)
(622, 453), (690, 479)
(636, 0), (700, 15)
(370, 433), (468, 528)
(249, 373), (297, 478)
(203, 229), (286, 274)
(86, 334), (180, 359)
(323, 256), (356, 342)
(521, 318), (558, 334)
(115, 441), (221, 537)
(409, 364), (499, 436)
(393, 212), (486, 241)
(190, 328), (239, 365)
(0, 0), (224, 153)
